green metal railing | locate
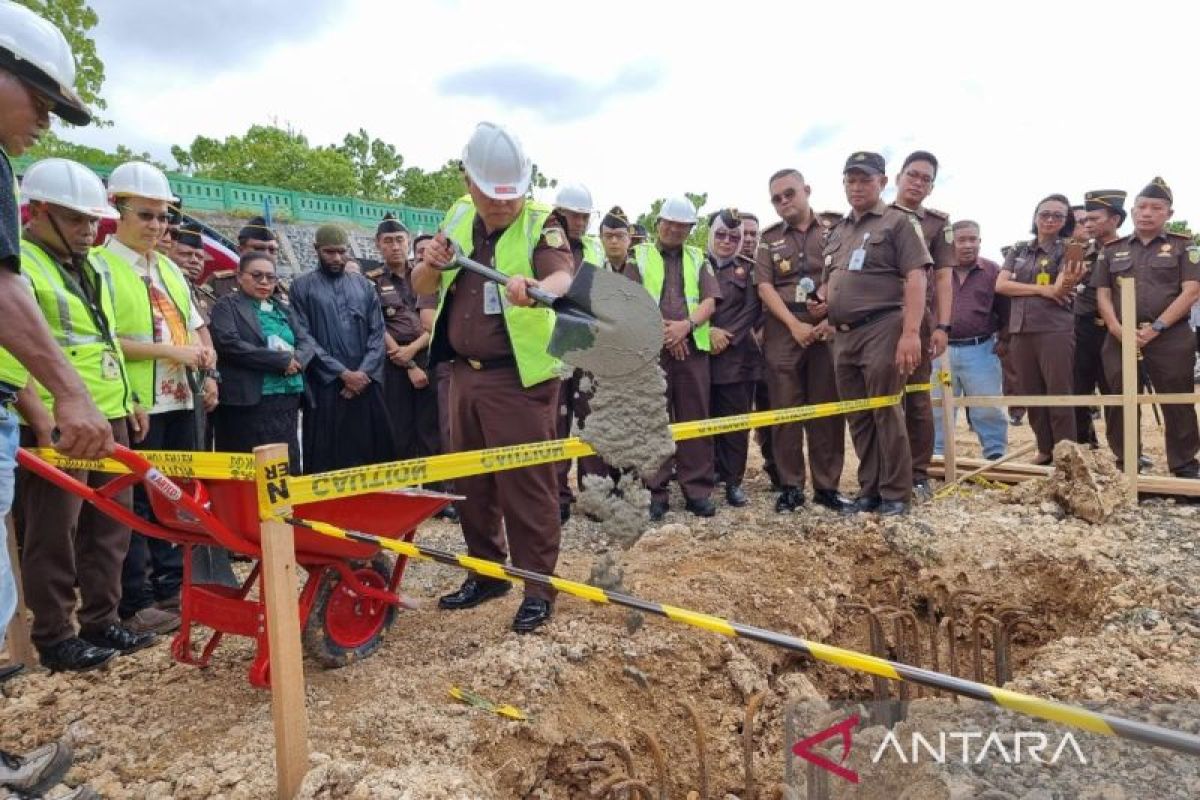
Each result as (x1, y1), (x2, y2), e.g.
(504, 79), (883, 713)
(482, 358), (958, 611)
(10, 155), (445, 232)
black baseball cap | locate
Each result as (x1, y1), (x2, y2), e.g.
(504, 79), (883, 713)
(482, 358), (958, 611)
(843, 151), (886, 176)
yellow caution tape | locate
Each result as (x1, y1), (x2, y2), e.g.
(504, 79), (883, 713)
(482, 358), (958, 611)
(31, 448), (255, 480)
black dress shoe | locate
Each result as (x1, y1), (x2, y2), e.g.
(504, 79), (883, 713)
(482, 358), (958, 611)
(684, 497), (716, 517)
(648, 500), (668, 522)
(843, 495), (881, 514)
(81, 623), (156, 654)
(512, 597), (553, 633)
(0, 663), (24, 683)
(38, 637), (116, 673)
(435, 505), (460, 523)
(878, 499), (910, 517)
(438, 577), (512, 610)
(774, 487), (805, 513)
(811, 489), (853, 512)
(725, 483), (748, 507)
(1173, 464), (1200, 479)
(559, 503), (572, 523)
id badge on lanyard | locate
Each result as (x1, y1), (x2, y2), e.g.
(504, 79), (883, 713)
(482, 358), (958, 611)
(101, 350), (120, 381)
(848, 233), (869, 272)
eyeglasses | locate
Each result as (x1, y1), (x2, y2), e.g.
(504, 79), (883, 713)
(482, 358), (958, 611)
(713, 231), (740, 242)
(245, 271), (278, 284)
(903, 170), (935, 185)
(134, 210), (171, 224)
(770, 187), (797, 205)
(1037, 212), (1067, 221)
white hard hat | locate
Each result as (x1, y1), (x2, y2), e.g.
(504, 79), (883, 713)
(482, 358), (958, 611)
(461, 121), (532, 200)
(0, 1), (90, 125)
(554, 181), (594, 214)
(659, 195), (698, 225)
(21, 157), (118, 219)
(107, 161), (177, 203)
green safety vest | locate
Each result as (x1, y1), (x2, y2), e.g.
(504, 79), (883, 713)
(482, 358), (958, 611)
(634, 243), (711, 351)
(0, 241), (134, 419)
(0, 147), (28, 389)
(582, 235), (603, 267)
(93, 243), (194, 407)
(435, 197), (561, 388)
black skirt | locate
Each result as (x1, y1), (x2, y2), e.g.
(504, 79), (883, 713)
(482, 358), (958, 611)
(214, 393), (302, 474)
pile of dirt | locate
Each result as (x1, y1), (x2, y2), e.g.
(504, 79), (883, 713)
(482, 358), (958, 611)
(1004, 440), (1129, 522)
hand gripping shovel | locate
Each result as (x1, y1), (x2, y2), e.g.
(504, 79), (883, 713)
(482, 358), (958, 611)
(451, 252), (662, 379)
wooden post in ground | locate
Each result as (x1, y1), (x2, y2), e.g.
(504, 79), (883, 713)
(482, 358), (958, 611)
(939, 362), (957, 483)
(1119, 277), (1139, 505)
(3, 515), (34, 666)
(254, 443), (309, 799)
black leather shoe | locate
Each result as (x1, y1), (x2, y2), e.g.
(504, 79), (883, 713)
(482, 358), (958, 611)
(512, 597), (553, 633)
(0, 663), (24, 684)
(559, 503), (572, 523)
(684, 497), (716, 517)
(1173, 464), (1200, 479)
(435, 504), (460, 523)
(878, 499), (910, 517)
(774, 487), (805, 513)
(811, 489), (853, 512)
(81, 623), (156, 654)
(725, 484), (748, 507)
(438, 577), (512, 610)
(38, 637), (116, 673)
(843, 495), (881, 515)
(648, 500), (668, 522)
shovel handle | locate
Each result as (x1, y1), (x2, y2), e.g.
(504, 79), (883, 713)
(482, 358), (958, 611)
(451, 253), (558, 309)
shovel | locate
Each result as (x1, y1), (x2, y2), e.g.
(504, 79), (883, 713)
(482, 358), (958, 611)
(451, 252), (662, 379)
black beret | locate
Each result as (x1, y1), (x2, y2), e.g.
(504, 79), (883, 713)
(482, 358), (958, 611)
(1137, 177), (1173, 204)
(175, 222), (203, 249)
(600, 206), (629, 230)
(706, 208), (742, 228)
(238, 216), (277, 243)
(376, 212), (408, 237)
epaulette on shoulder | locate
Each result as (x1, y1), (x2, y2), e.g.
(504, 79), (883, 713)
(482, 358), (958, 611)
(211, 269), (235, 279)
(365, 267), (384, 279)
(761, 219), (786, 234)
(1166, 229), (1195, 240)
(924, 207), (950, 221)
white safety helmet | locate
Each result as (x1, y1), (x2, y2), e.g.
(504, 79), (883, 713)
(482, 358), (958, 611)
(554, 181), (594, 214)
(21, 157), (117, 219)
(0, 1), (90, 125)
(461, 121), (532, 200)
(107, 161), (177, 203)
(659, 195), (698, 225)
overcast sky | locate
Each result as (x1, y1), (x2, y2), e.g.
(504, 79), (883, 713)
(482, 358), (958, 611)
(68, 0), (1195, 260)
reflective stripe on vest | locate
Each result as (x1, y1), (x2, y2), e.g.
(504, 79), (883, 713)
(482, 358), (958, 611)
(434, 199), (562, 388)
(633, 243), (711, 351)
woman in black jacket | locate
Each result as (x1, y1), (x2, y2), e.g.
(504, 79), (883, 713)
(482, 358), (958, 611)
(210, 253), (315, 473)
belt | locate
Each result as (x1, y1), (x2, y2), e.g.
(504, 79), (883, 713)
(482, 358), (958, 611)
(1094, 317), (1106, 327)
(784, 301), (811, 313)
(948, 334), (992, 347)
(462, 355), (517, 371)
(834, 307), (899, 333)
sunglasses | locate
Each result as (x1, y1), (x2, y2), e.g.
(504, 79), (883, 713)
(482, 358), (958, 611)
(903, 170), (935, 186)
(713, 231), (740, 242)
(770, 187), (797, 205)
(245, 271), (278, 284)
(1037, 212), (1067, 221)
(134, 210), (171, 224)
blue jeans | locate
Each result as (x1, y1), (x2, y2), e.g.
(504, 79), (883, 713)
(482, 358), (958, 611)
(932, 337), (1008, 459)
(0, 403), (19, 649)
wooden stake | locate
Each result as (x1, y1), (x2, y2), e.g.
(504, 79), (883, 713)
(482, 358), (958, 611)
(938, 361), (956, 482)
(254, 443), (309, 799)
(3, 515), (34, 667)
(938, 443), (1037, 493)
(1119, 278), (1139, 505)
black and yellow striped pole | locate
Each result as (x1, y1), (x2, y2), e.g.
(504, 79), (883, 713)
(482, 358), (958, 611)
(287, 516), (1200, 758)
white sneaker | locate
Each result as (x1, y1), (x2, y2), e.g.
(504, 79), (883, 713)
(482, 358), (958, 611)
(0, 741), (72, 796)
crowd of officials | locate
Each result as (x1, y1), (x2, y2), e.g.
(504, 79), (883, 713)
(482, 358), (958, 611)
(1, 4), (1199, 795)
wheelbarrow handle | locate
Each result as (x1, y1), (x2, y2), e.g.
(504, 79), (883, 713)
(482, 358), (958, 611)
(450, 253), (559, 309)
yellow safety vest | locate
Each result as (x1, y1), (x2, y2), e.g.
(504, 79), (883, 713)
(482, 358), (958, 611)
(582, 235), (603, 267)
(634, 243), (711, 351)
(434, 197), (562, 388)
(0, 147), (28, 389)
(93, 244), (194, 407)
(0, 241), (133, 419)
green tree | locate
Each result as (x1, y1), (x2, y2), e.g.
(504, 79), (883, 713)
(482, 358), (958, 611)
(24, 130), (163, 169)
(171, 124), (358, 197)
(337, 128), (405, 201)
(399, 160), (464, 210)
(15, 0), (106, 117)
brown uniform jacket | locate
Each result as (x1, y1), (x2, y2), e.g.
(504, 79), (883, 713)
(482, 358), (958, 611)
(754, 215), (829, 325)
(891, 203), (954, 311)
(710, 255), (761, 384)
(189, 282), (217, 326)
(821, 202), (932, 326)
(367, 265), (435, 346)
(1002, 239), (1074, 334)
(204, 270), (238, 300)
(1090, 231), (1200, 324)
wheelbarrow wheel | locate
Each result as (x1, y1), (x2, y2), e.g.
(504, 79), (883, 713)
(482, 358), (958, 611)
(304, 554), (398, 668)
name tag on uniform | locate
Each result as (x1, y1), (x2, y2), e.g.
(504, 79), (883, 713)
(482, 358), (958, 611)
(848, 248), (866, 272)
(483, 282), (504, 315)
(101, 350), (120, 381)
(267, 334), (293, 352)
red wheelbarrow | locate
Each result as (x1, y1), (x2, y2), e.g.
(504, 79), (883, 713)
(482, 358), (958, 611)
(16, 445), (455, 688)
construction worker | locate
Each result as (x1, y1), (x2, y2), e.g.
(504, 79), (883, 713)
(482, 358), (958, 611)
(636, 195), (722, 520)
(705, 209), (758, 507)
(1075, 191), (1127, 448)
(822, 152), (931, 516)
(206, 216), (279, 298)
(95, 160), (216, 634)
(756, 169), (851, 512)
(415, 122), (573, 633)
(890, 151), (954, 499)
(1094, 177), (1200, 478)
(0, 5), (116, 794)
(9, 157), (156, 669)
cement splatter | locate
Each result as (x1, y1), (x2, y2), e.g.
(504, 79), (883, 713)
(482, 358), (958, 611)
(577, 473), (654, 549)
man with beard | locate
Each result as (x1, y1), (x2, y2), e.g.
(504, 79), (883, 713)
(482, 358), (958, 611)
(889, 151), (954, 499)
(289, 224), (394, 472)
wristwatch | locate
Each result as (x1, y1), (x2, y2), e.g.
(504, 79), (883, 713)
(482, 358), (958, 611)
(935, 323), (952, 334)
(687, 319), (697, 332)
(1151, 320), (1167, 333)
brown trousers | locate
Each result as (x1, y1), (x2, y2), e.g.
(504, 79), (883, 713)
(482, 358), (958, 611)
(434, 361), (455, 491)
(18, 420), (131, 647)
(710, 380), (755, 485)
(1073, 316), (1111, 447)
(832, 313), (911, 501)
(554, 370), (579, 504)
(646, 350), (714, 504)
(450, 363), (561, 600)
(1001, 346), (1024, 416)
(1102, 322), (1200, 474)
(753, 379), (778, 486)
(383, 360), (441, 462)
(1010, 332), (1076, 456)
(766, 339), (845, 492)
(905, 316), (934, 482)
